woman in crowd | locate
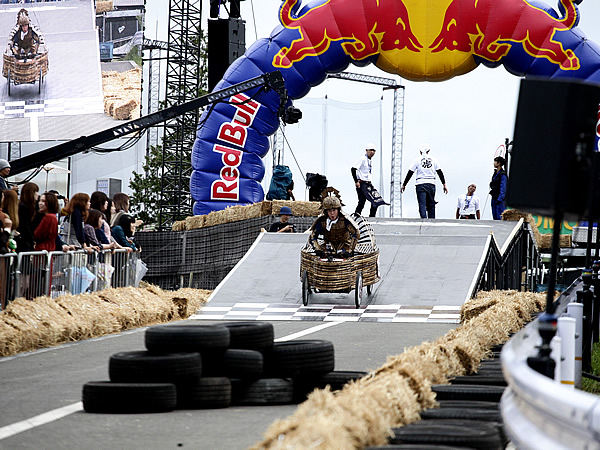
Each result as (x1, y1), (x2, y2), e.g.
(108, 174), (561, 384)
(2, 189), (19, 232)
(85, 209), (116, 250)
(112, 213), (138, 251)
(60, 192), (90, 249)
(90, 191), (113, 242)
(15, 182), (38, 252)
(34, 192), (59, 252)
(110, 192), (129, 227)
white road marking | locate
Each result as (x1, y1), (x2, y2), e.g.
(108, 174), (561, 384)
(275, 321), (341, 342)
(0, 322), (342, 440)
(0, 402), (83, 441)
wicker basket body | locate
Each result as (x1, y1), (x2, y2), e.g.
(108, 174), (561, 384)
(3, 50), (48, 83)
(300, 249), (380, 292)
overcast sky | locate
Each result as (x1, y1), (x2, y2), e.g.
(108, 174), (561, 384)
(146, 0), (600, 220)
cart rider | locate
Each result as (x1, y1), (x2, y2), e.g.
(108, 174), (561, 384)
(11, 11), (40, 60)
(309, 196), (360, 258)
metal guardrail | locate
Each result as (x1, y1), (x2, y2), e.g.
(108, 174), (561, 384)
(0, 249), (143, 310)
(501, 281), (600, 449)
(471, 218), (541, 296)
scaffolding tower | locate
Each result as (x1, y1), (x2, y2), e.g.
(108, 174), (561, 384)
(159, 0), (203, 229)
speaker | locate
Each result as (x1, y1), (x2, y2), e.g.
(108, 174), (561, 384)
(506, 79), (600, 220)
(208, 19), (245, 91)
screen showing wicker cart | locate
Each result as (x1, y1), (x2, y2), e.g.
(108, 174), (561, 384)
(3, 49), (48, 96)
(300, 214), (380, 308)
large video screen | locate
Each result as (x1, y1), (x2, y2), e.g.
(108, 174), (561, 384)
(0, 0), (143, 142)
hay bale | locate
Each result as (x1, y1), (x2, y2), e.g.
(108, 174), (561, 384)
(184, 215), (205, 231)
(260, 201), (272, 216)
(252, 290), (547, 448)
(102, 68), (141, 120)
(96, 1), (113, 13)
(0, 285), (210, 357)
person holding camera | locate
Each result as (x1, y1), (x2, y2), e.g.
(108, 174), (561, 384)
(269, 206), (295, 232)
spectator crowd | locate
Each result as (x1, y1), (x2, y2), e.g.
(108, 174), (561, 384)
(0, 165), (141, 256)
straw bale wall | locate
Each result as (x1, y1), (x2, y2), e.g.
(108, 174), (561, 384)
(0, 285), (209, 357)
(102, 68), (142, 120)
(252, 290), (547, 449)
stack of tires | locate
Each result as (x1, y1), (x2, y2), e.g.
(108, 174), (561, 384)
(82, 321), (366, 413)
(370, 344), (508, 450)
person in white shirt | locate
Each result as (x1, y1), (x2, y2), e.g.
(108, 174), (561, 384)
(401, 144), (448, 218)
(456, 184), (481, 220)
(351, 143), (379, 217)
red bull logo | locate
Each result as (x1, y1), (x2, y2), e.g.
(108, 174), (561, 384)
(211, 93), (260, 201)
(430, 0), (580, 70)
(273, 0), (580, 79)
(273, 0), (422, 68)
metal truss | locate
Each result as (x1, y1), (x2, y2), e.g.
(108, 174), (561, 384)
(327, 72), (405, 217)
(159, 0), (203, 230)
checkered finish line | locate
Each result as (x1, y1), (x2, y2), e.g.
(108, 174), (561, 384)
(189, 303), (461, 324)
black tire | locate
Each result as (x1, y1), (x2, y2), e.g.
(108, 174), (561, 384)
(7, 69), (10, 96)
(204, 348), (263, 379)
(355, 271), (363, 308)
(421, 407), (502, 422)
(231, 378), (294, 405)
(38, 68), (42, 93)
(145, 323), (230, 354)
(432, 384), (505, 402)
(264, 340), (335, 378)
(367, 284), (372, 295)
(222, 321), (274, 351)
(391, 419), (503, 448)
(176, 377), (231, 409)
(450, 375), (506, 386)
(437, 400), (499, 410)
(82, 381), (176, 413)
(366, 446), (473, 449)
(109, 351), (202, 384)
(302, 270), (310, 306)
(293, 370), (367, 403)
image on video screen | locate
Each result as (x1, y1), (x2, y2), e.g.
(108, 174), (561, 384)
(0, 0), (143, 142)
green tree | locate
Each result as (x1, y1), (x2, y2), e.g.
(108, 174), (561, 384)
(129, 32), (209, 228)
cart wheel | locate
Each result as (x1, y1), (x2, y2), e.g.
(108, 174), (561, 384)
(301, 270), (310, 307)
(355, 271), (363, 309)
(38, 68), (42, 93)
(367, 284), (372, 296)
(7, 69), (10, 96)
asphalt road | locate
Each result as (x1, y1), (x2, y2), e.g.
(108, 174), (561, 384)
(0, 320), (455, 449)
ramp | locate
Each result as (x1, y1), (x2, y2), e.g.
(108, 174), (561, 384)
(191, 219), (523, 324)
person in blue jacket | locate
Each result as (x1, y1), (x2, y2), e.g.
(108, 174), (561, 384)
(112, 214), (138, 251)
(489, 156), (508, 220)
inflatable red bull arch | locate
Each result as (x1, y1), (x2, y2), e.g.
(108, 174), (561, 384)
(191, 0), (600, 215)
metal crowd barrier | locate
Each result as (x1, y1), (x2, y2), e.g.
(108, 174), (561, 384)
(0, 249), (142, 309)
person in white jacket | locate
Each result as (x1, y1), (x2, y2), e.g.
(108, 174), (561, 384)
(401, 144), (448, 219)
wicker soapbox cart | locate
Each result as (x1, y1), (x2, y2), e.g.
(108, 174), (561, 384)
(300, 214), (380, 308)
(3, 46), (48, 96)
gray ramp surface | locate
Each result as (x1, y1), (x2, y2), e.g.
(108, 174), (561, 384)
(193, 218), (522, 323)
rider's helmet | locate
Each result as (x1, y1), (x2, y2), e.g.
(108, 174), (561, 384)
(419, 143), (430, 155)
(18, 14), (29, 26)
(322, 196), (341, 211)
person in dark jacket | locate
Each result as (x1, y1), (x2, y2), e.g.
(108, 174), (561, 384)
(269, 206), (295, 233)
(112, 214), (138, 251)
(15, 182), (38, 252)
(489, 156), (508, 220)
(309, 196), (359, 258)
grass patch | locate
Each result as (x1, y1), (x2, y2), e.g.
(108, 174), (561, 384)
(582, 343), (600, 393)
